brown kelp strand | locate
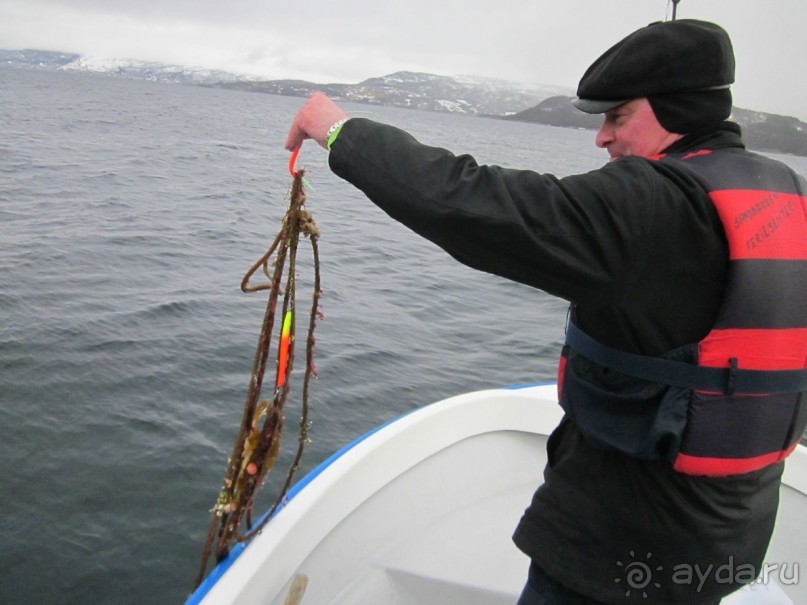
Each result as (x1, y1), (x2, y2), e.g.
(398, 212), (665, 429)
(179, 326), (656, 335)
(194, 169), (321, 589)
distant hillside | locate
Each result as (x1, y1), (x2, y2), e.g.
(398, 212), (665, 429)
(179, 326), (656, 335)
(504, 96), (807, 157)
(209, 71), (569, 117)
(0, 48), (79, 68)
(0, 48), (250, 85)
(4, 48), (806, 157)
(730, 107), (807, 157)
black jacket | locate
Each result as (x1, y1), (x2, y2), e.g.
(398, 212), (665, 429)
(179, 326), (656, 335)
(329, 118), (783, 604)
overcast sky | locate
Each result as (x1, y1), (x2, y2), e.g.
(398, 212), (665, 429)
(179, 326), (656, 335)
(1, 0), (805, 121)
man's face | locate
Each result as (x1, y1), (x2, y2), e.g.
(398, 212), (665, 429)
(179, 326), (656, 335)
(595, 98), (683, 161)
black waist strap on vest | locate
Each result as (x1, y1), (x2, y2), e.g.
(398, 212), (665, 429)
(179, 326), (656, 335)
(565, 322), (807, 395)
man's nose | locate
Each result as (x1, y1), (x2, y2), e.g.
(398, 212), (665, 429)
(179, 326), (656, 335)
(595, 119), (613, 149)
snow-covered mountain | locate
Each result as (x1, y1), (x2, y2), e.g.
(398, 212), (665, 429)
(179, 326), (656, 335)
(1, 48), (79, 69)
(1, 49), (568, 115)
(58, 55), (250, 85)
(209, 70), (570, 117)
(0, 48), (252, 85)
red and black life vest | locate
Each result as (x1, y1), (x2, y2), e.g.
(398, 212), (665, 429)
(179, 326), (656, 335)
(560, 147), (807, 477)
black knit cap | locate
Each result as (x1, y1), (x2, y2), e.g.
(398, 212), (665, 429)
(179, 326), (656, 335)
(573, 19), (735, 133)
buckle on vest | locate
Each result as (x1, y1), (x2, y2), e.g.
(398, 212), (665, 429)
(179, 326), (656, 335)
(726, 357), (738, 395)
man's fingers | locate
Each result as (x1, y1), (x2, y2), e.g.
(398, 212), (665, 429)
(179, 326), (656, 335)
(285, 124), (305, 152)
(285, 93), (349, 151)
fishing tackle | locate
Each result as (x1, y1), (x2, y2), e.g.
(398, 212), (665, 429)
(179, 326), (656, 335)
(195, 152), (322, 588)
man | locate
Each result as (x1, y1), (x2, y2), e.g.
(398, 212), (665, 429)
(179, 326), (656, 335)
(286, 20), (807, 604)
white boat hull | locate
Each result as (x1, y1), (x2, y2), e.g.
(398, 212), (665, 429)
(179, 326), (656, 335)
(188, 384), (806, 605)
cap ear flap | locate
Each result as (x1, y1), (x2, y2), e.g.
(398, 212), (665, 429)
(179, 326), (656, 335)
(648, 89), (733, 134)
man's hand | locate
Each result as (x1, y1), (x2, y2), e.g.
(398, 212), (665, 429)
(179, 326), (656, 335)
(285, 92), (349, 152)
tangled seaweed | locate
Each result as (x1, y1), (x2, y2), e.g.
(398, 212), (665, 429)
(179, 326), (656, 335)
(195, 167), (321, 589)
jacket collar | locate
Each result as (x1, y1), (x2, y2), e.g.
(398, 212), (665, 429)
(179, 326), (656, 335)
(662, 121), (744, 154)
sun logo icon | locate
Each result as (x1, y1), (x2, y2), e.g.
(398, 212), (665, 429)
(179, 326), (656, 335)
(615, 550), (663, 598)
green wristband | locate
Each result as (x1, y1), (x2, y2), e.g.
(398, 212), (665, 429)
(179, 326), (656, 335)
(326, 118), (349, 150)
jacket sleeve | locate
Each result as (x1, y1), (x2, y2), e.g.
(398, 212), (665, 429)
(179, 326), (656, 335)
(328, 118), (717, 313)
